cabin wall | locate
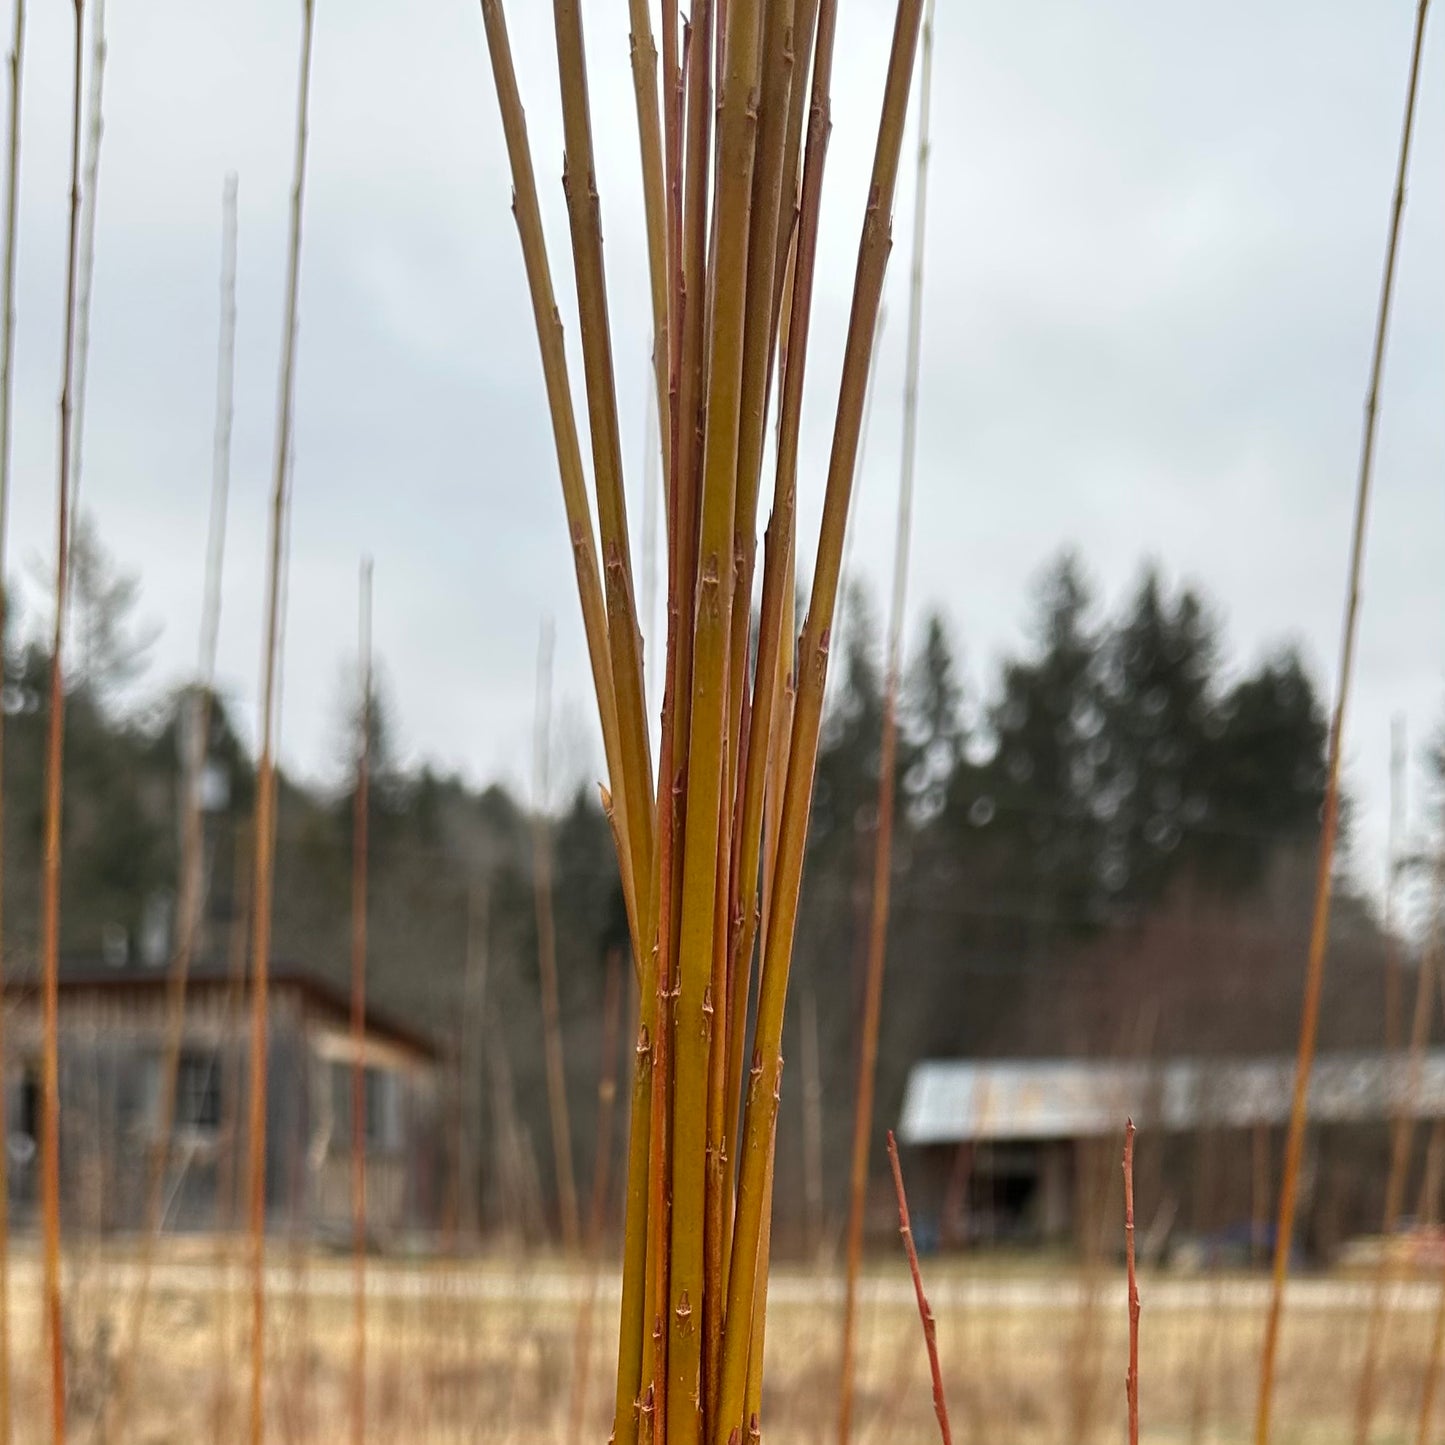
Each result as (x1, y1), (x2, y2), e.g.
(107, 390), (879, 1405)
(0, 985), (440, 1238)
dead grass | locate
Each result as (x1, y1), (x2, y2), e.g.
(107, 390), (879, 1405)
(0, 1244), (1439, 1443)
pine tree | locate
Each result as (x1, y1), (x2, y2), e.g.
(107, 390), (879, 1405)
(1098, 567), (1219, 911)
(971, 552), (1105, 951)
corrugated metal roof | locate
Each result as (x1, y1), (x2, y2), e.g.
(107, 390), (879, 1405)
(898, 1051), (1445, 1144)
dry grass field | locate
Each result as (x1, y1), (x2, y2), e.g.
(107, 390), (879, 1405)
(1, 1242), (1440, 1443)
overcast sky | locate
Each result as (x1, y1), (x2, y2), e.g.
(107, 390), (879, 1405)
(4, 1), (1443, 898)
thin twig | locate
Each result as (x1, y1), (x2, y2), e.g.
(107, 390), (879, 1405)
(1253, 4), (1428, 1440)
(839, 5), (934, 1435)
(40, 2), (87, 1436)
(0, 1), (23, 1437)
(886, 1131), (953, 1445)
(350, 558), (373, 1445)
(65, 0), (104, 539)
(1124, 1120), (1140, 1445)
(113, 167), (240, 1442)
(248, 7), (317, 1442)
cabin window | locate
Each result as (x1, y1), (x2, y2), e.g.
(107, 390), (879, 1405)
(15, 1070), (39, 1143)
(175, 1051), (222, 1132)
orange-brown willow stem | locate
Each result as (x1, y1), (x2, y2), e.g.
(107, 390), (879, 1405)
(1252, 5), (1428, 1442)
(0, 2), (23, 1436)
(887, 1131), (952, 1445)
(350, 558), (372, 1445)
(40, 4), (85, 1438)
(248, 7), (315, 1443)
(838, 3), (933, 1434)
(1124, 1120), (1140, 1445)
(114, 168), (240, 1443)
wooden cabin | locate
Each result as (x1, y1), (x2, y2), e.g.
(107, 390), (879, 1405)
(2, 956), (444, 1245)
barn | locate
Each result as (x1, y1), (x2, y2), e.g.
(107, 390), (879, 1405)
(897, 1051), (1445, 1257)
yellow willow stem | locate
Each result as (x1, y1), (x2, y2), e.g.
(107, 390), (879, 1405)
(672, 1), (764, 1435)
(723, 0), (795, 812)
(628, 0), (671, 490)
(723, 0), (827, 1176)
(553, 0), (656, 903)
(721, 0), (800, 1183)
(1253, 4), (1428, 1440)
(477, 0), (639, 955)
(772, 0), (819, 323)
(714, 4), (924, 1440)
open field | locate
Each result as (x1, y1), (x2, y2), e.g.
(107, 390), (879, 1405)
(4, 1245), (1444, 1443)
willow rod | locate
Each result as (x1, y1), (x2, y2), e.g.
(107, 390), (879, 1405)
(477, 0), (640, 959)
(1252, 5), (1428, 1440)
(887, 1131), (952, 1445)
(39, 2), (86, 1436)
(714, 6), (926, 1439)
(553, 0), (656, 909)
(636, 143), (698, 1425)
(65, 0), (103, 534)
(674, 0), (764, 1428)
(248, 7), (316, 1441)
(114, 169), (240, 1443)
(838, 5), (933, 1436)
(628, 0), (671, 489)
(1125, 1120), (1140, 1445)
(721, 0), (827, 1172)
(0, 1), (23, 1436)
(350, 558), (373, 1445)
(720, 0), (801, 1189)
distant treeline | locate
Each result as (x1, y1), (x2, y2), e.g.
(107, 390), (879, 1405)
(0, 533), (1408, 1245)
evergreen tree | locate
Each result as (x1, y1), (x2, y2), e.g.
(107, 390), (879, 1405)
(970, 552), (1105, 950)
(1098, 567), (1219, 911)
(1203, 648), (1328, 891)
(902, 610), (965, 823)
